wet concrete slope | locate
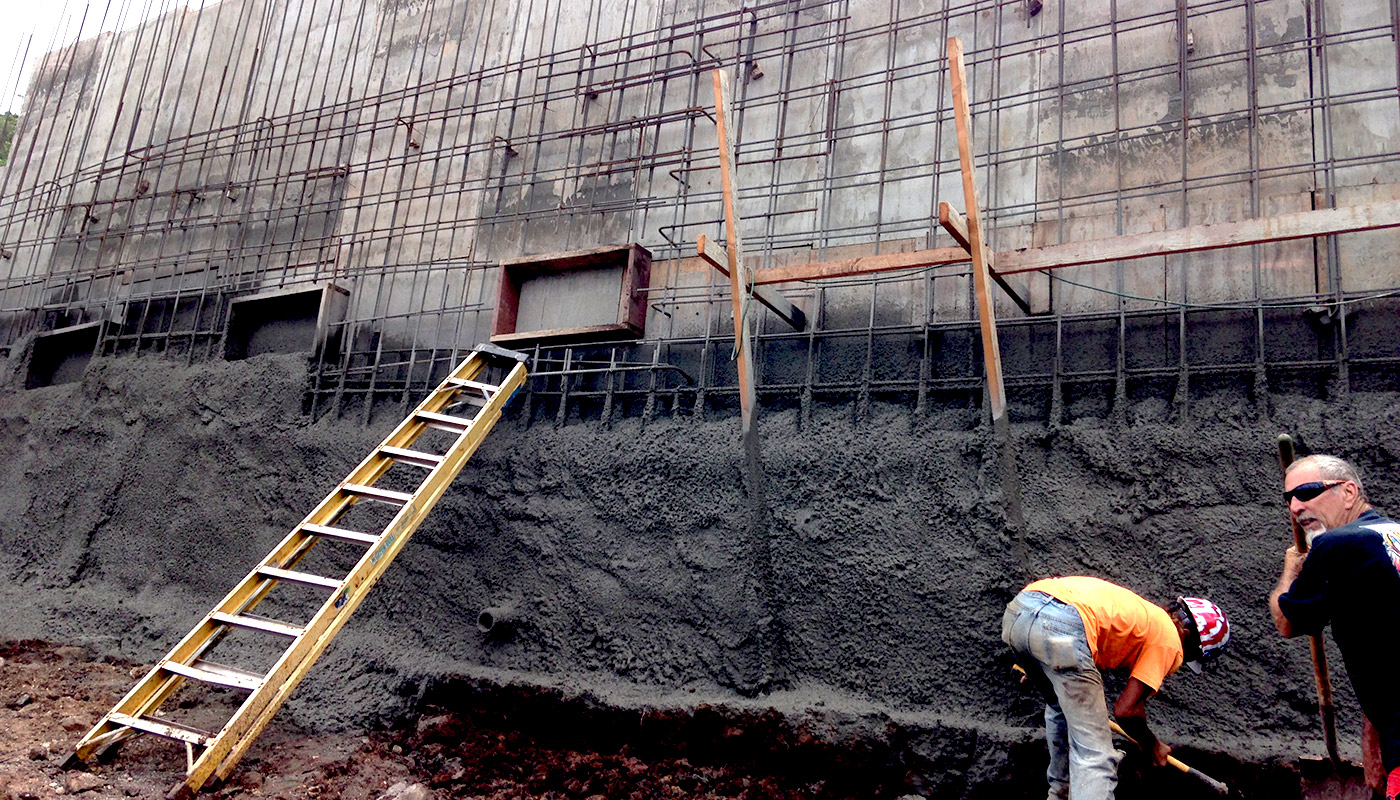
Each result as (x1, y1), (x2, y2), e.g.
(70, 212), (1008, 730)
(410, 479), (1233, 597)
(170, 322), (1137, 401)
(0, 351), (1396, 782)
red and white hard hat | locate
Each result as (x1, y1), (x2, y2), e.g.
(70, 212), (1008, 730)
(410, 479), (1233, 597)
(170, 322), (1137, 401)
(1178, 596), (1230, 673)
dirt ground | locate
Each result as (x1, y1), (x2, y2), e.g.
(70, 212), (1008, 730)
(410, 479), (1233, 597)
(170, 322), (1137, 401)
(0, 640), (1378, 800)
(0, 641), (913, 800)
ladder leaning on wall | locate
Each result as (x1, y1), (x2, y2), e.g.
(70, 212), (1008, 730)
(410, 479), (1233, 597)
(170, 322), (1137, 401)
(63, 343), (530, 798)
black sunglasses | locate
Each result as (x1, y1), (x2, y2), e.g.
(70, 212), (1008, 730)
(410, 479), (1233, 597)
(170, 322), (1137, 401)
(1283, 480), (1346, 503)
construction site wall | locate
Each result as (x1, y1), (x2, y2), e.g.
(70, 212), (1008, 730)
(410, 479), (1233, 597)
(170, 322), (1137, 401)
(2, 0), (1400, 781)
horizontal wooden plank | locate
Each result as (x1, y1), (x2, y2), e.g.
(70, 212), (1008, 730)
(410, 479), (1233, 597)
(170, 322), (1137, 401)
(733, 199), (1400, 285)
(751, 246), (970, 285)
(489, 322), (639, 345)
(498, 243), (642, 272)
(696, 235), (807, 330)
(995, 198), (1400, 275)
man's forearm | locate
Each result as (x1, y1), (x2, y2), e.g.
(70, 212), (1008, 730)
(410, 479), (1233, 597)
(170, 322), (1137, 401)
(1271, 547), (1306, 638)
(1268, 583), (1295, 637)
(1116, 713), (1158, 754)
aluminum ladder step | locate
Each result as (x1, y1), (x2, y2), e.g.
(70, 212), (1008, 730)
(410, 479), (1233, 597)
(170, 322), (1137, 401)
(343, 483), (413, 506)
(380, 446), (444, 469)
(256, 566), (342, 590)
(162, 659), (264, 692)
(108, 713), (212, 747)
(301, 523), (378, 545)
(210, 612), (304, 638)
(415, 410), (473, 434)
(444, 377), (498, 395)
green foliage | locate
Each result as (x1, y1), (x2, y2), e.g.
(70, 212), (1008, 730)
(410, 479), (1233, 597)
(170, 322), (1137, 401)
(0, 112), (18, 167)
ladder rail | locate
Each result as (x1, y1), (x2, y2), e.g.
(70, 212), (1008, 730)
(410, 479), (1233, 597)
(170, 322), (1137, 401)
(190, 358), (527, 792)
(67, 349), (527, 794)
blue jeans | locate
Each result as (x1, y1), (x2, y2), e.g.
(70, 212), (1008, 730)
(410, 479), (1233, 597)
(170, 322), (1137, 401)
(1002, 591), (1122, 800)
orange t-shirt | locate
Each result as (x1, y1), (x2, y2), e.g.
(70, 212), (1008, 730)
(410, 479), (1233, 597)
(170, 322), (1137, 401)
(1025, 576), (1184, 691)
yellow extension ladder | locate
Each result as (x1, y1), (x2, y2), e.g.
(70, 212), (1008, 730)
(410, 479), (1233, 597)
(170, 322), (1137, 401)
(64, 343), (529, 797)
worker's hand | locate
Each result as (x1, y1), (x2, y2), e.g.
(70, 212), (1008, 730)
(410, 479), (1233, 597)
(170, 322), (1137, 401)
(1151, 740), (1172, 768)
(1283, 545), (1308, 578)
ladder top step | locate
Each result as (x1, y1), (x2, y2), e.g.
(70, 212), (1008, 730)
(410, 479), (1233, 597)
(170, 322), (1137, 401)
(162, 659), (264, 692)
(343, 483), (413, 506)
(380, 446), (444, 468)
(301, 523), (378, 545)
(257, 566), (343, 591)
(108, 712), (212, 747)
(211, 611), (304, 638)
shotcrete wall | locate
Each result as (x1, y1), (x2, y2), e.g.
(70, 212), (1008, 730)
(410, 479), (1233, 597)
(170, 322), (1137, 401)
(2, 348), (1398, 774)
(2, 0), (1400, 785)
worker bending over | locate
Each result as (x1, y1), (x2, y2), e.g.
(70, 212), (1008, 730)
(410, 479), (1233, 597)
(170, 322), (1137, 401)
(1002, 576), (1230, 800)
(1270, 454), (1400, 800)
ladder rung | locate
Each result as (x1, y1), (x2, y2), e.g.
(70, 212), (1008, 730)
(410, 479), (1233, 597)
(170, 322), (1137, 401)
(444, 377), (498, 394)
(343, 483), (413, 506)
(162, 659), (264, 692)
(301, 523), (378, 545)
(415, 410), (472, 433)
(211, 612), (304, 638)
(108, 712), (212, 746)
(257, 566), (343, 590)
(380, 446), (444, 469)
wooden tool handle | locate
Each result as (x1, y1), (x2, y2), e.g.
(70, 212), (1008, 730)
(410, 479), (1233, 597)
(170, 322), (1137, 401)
(1108, 721), (1227, 794)
(1278, 434), (1309, 552)
(1276, 433), (1341, 766)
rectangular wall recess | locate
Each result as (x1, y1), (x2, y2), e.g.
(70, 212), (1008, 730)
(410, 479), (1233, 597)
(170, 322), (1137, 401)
(26, 321), (106, 389)
(224, 283), (349, 361)
(491, 244), (651, 345)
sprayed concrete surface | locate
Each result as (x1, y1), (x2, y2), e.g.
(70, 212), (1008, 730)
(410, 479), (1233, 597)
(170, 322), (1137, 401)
(1, 352), (1397, 791)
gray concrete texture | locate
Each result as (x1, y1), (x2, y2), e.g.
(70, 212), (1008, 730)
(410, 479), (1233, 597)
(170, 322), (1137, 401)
(1, 347), (1398, 773)
(0, 0), (1399, 784)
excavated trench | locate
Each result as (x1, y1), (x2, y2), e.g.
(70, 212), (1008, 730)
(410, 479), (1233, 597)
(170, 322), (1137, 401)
(0, 347), (1394, 796)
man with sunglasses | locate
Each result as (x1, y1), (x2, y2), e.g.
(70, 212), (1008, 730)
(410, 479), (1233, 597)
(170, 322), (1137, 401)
(1270, 454), (1400, 800)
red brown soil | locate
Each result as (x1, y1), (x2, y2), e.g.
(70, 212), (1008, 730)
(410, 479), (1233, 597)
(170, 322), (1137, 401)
(0, 642), (904, 800)
(0, 640), (1375, 800)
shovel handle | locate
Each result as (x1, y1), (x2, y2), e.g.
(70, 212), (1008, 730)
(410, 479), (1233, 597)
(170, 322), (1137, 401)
(1108, 721), (1228, 795)
(1277, 434), (1342, 766)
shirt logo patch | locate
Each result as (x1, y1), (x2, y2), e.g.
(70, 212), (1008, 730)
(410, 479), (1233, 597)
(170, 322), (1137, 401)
(1361, 522), (1400, 575)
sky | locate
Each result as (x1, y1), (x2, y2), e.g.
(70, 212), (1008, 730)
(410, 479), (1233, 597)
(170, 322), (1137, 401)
(0, 0), (190, 114)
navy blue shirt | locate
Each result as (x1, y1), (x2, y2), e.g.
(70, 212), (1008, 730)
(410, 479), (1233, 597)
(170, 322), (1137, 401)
(1278, 509), (1400, 770)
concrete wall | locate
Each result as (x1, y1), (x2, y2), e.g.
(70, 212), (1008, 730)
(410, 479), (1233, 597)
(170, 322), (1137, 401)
(1, 0), (1397, 356)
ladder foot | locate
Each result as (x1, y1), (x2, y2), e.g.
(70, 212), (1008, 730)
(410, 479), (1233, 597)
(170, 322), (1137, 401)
(59, 751), (86, 771)
(165, 782), (196, 800)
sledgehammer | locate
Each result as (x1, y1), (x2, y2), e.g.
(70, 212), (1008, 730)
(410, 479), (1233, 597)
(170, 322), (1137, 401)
(1107, 720), (1229, 795)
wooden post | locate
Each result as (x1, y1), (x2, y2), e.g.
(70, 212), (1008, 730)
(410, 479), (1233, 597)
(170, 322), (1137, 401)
(710, 67), (779, 694)
(947, 37), (1007, 423)
(946, 37), (1027, 575)
(712, 68), (759, 434)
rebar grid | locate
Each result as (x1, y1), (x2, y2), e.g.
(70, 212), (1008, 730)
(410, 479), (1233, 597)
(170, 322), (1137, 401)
(0, 0), (1395, 420)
